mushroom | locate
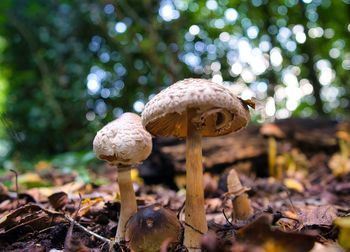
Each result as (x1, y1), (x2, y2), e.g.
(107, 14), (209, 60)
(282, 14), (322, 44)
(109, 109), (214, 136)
(125, 204), (182, 252)
(335, 123), (350, 176)
(93, 113), (152, 242)
(225, 169), (253, 220)
(260, 123), (285, 179)
(141, 78), (251, 251)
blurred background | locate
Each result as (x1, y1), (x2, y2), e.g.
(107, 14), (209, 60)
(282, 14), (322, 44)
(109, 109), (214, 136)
(0, 0), (349, 176)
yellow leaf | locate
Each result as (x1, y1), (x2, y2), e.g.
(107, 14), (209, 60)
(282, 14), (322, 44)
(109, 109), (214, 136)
(175, 175), (186, 189)
(131, 169), (143, 184)
(334, 217), (350, 249)
(35, 160), (51, 172)
(283, 178), (304, 193)
(328, 154), (350, 177)
(17, 173), (51, 189)
(78, 197), (104, 217)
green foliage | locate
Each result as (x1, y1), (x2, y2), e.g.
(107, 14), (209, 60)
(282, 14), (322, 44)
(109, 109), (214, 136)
(0, 0), (349, 161)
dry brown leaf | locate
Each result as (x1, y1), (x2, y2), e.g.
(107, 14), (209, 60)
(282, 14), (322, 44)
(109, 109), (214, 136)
(236, 215), (315, 252)
(0, 203), (65, 241)
(297, 205), (337, 227)
(48, 191), (69, 210)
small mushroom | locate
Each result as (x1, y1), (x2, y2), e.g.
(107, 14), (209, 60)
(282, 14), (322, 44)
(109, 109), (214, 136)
(142, 78), (251, 251)
(335, 123), (350, 176)
(93, 113), (152, 242)
(225, 169), (253, 220)
(260, 123), (285, 179)
(125, 204), (182, 252)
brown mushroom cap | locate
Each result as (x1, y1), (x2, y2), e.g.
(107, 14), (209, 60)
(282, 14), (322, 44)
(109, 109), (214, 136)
(93, 112), (152, 165)
(260, 123), (285, 139)
(125, 204), (182, 252)
(141, 78), (250, 137)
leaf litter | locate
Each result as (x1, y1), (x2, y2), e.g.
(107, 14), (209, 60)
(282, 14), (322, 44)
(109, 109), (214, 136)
(0, 119), (349, 252)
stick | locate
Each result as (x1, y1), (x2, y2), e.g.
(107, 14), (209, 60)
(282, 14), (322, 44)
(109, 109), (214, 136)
(64, 215), (111, 245)
(10, 169), (19, 207)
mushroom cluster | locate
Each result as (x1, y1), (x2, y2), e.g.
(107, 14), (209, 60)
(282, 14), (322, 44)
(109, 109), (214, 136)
(142, 78), (251, 251)
(93, 78), (252, 251)
(93, 113), (152, 242)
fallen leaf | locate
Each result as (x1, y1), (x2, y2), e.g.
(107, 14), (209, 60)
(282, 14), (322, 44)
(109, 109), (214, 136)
(17, 172), (51, 189)
(334, 216), (350, 250)
(0, 203), (65, 241)
(297, 205), (337, 227)
(328, 154), (350, 177)
(78, 197), (104, 217)
(283, 178), (304, 193)
(131, 168), (143, 184)
(48, 191), (69, 210)
(236, 215), (315, 252)
(310, 242), (345, 252)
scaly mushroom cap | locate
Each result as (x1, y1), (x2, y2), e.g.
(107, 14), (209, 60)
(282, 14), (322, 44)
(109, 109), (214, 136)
(93, 113), (152, 165)
(141, 78), (250, 137)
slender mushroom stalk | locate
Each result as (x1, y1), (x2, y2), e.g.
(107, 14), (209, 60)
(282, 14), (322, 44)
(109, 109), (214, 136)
(225, 169), (253, 220)
(93, 113), (152, 243)
(260, 123), (285, 179)
(185, 108), (207, 249)
(268, 136), (277, 178)
(115, 167), (137, 242)
(141, 79), (251, 251)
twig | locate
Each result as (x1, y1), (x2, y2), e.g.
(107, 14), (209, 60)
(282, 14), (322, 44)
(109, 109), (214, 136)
(64, 215), (111, 245)
(282, 186), (298, 214)
(64, 194), (112, 249)
(177, 200), (186, 219)
(74, 194), (83, 219)
(10, 169), (19, 207)
(222, 209), (234, 227)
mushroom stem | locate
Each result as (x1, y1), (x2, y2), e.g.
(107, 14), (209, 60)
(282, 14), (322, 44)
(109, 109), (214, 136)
(339, 139), (349, 175)
(115, 167), (137, 242)
(268, 136), (277, 178)
(184, 108), (208, 251)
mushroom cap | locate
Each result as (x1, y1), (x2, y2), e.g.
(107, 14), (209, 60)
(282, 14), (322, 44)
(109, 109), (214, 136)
(260, 123), (285, 139)
(93, 112), (152, 165)
(141, 78), (250, 137)
(125, 204), (182, 252)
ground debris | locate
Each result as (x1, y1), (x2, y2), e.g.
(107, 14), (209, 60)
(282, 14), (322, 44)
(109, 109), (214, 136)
(0, 118), (349, 251)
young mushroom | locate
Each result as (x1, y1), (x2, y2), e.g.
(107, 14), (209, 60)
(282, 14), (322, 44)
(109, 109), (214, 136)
(93, 113), (152, 242)
(125, 204), (182, 252)
(225, 169), (253, 220)
(141, 78), (251, 251)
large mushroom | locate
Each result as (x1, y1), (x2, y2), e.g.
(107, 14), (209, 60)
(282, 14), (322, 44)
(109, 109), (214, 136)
(141, 78), (251, 251)
(93, 112), (152, 242)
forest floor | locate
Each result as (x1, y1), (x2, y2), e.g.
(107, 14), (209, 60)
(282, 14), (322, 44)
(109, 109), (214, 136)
(0, 118), (349, 252)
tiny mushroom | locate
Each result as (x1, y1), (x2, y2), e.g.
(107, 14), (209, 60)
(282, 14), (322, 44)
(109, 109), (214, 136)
(125, 204), (182, 252)
(225, 169), (253, 220)
(93, 112), (152, 242)
(141, 78), (251, 251)
(260, 123), (285, 179)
